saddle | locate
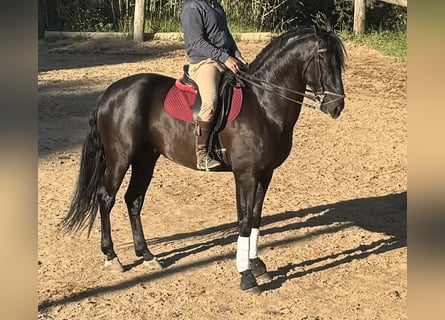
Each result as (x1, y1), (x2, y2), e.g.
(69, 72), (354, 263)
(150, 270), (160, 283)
(181, 64), (241, 129)
(165, 65), (244, 167)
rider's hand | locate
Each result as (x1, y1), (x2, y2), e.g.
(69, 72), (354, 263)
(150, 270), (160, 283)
(224, 56), (240, 73)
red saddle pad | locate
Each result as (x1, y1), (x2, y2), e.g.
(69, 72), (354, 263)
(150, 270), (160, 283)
(164, 79), (243, 124)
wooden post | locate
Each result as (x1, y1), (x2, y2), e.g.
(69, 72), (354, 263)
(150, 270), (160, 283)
(380, 0), (407, 6)
(134, 0), (145, 42)
(353, 0), (366, 35)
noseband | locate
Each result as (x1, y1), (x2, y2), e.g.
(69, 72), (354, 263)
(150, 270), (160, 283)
(235, 34), (345, 110)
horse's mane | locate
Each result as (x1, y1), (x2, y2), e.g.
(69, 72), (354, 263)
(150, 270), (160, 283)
(248, 26), (346, 73)
(323, 29), (347, 71)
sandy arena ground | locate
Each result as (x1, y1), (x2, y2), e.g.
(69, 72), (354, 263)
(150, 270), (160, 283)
(38, 36), (407, 319)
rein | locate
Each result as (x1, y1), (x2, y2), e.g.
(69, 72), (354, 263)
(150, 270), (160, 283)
(234, 34), (345, 110)
(236, 70), (319, 109)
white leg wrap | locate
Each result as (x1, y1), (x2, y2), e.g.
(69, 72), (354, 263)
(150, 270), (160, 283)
(249, 228), (260, 259)
(236, 236), (250, 272)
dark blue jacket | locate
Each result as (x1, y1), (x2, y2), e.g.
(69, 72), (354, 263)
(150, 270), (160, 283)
(181, 0), (240, 64)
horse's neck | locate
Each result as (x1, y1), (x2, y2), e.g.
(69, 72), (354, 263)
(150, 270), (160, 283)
(252, 50), (308, 130)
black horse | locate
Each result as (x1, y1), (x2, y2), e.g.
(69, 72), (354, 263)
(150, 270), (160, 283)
(63, 26), (346, 294)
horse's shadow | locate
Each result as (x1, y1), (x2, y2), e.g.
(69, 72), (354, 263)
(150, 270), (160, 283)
(261, 237), (402, 292)
(38, 192), (406, 312)
(136, 192), (406, 286)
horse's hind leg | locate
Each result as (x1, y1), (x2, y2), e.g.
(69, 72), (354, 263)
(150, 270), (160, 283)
(98, 158), (129, 273)
(124, 144), (162, 270)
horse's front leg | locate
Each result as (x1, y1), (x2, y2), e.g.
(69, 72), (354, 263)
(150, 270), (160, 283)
(249, 171), (273, 283)
(235, 173), (271, 293)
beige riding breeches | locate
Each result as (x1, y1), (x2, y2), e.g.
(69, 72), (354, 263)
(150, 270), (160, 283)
(188, 59), (225, 122)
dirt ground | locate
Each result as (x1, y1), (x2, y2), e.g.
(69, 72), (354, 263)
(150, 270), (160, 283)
(37, 36), (407, 320)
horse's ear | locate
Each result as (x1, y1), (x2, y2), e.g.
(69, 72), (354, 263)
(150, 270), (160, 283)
(326, 22), (332, 33)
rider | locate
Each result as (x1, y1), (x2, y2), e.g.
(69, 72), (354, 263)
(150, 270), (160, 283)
(181, 0), (247, 171)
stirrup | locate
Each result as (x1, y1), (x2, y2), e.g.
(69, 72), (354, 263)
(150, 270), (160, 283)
(197, 155), (221, 171)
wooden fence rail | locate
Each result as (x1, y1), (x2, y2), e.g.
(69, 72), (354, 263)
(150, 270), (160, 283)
(354, 0), (407, 35)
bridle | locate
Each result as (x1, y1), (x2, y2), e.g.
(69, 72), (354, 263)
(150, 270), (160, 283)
(235, 34), (345, 110)
(303, 38), (346, 107)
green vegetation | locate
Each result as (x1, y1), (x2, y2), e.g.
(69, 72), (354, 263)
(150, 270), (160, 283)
(38, 0), (406, 60)
(39, 1), (406, 34)
(362, 31), (406, 61)
(339, 30), (407, 61)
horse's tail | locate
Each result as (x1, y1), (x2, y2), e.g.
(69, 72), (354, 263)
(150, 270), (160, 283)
(61, 108), (105, 236)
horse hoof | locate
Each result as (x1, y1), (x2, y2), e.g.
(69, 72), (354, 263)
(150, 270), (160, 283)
(240, 270), (260, 294)
(250, 258), (271, 284)
(143, 258), (163, 270)
(255, 272), (272, 284)
(245, 285), (261, 295)
(104, 257), (124, 273)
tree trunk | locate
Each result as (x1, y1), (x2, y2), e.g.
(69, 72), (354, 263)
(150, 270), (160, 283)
(110, 0), (117, 26)
(134, 0), (145, 42)
(353, 0), (366, 35)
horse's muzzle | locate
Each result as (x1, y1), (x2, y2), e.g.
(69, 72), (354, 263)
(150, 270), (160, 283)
(331, 104), (344, 119)
(321, 99), (344, 119)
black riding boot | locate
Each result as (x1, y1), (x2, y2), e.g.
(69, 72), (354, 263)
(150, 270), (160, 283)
(195, 120), (221, 171)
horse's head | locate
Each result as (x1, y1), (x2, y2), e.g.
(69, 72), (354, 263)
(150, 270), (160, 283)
(303, 29), (346, 119)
